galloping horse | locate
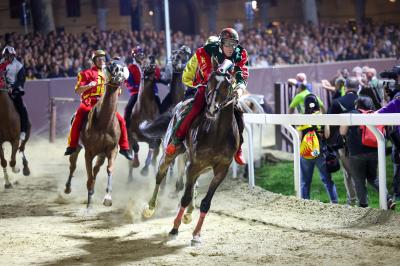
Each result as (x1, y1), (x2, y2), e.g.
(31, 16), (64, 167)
(143, 59), (239, 245)
(159, 48), (191, 113)
(128, 64), (161, 178)
(64, 60), (128, 208)
(0, 88), (30, 188)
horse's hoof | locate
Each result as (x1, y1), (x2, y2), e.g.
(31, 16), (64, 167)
(168, 228), (179, 239)
(182, 213), (192, 224)
(142, 207), (155, 218)
(132, 158), (140, 168)
(64, 187), (71, 194)
(140, 167), (149, 176)
(4, 183), (12, 189)
(22, 167), (30, 176)
(191, 234), (202, 246)
(103, 198), (112, 207)
(12, 167), (20, 174)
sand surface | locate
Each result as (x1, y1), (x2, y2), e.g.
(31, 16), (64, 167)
(0, 138), (400, 265)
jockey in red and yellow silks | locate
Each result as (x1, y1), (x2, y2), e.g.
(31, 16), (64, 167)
(64, 50), (132, 160)
(166, 28), (249, 165)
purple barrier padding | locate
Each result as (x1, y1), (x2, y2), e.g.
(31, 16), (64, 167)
(24, 80), (50, 135)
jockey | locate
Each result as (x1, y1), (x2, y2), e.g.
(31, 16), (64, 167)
(1, 46), (29, 141)
(124, 46), (145, 130)
(147, 54), (171, 112)
(167, 28), (249, 165)
(64, 49), (133, 160)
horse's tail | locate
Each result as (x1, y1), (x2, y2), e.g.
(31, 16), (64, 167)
(139, 111), (173, 139)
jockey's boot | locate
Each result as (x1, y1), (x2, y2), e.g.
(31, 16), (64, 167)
(64, 147), (77, 156)
(119, 149), (133, 160)
(166, 138), (182, 156)
(234, 147), (246, 165)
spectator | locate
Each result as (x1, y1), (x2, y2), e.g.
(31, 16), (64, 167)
(288, 80), (324, 114)
(340, 96), (396, 209)
(298, 94), (338, 203)
(327, 77), (359, 206)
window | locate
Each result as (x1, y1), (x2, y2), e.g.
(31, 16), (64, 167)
(119, 0), (131, 16)
(10, 0), (23, 18)
(66, 0), (81, 17)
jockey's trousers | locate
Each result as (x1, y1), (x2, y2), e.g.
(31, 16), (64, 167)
(11, 95), (29, 133)
(68, 101), (129, 150)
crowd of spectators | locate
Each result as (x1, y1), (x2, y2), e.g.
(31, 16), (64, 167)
(0, 22), (399, 80)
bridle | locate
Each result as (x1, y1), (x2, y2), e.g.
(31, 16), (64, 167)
(206, 72), (235, 114)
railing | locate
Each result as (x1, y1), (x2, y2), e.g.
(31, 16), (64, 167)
(243, 113), (400, 210)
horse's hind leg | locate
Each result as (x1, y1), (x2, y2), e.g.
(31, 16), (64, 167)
(10, 140), (20, 174)
(65, 147), (81, 194)
(103, 151), (117, 207)
(191, 164), (230, 246)
(169, 163), (200, 238)
(128, 140), (139, 183)
(0, 146), (11, 189)
(175, 154), (187, 193)
(140, 146), (153, 176)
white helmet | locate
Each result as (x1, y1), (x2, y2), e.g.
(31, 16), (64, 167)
(2, 46), (16, 56)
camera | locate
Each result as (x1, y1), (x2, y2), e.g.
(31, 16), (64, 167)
(379, 65), (400, 80)
(379, 66), (400, 100)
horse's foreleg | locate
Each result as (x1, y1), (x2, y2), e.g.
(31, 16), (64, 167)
(131, 139), (140, 168)
(65, 147), (81, 194)
(191, 164), (229, 246)
(103, 151), (117, 207)
(10, 140), (20, 174)
(183, 182), (198, 225)
(0, 147), (11, 189)
(85, 152), (95, 208)
(143, 153), (176, 218)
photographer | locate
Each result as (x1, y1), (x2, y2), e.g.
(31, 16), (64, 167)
(377, 66), (400, 201)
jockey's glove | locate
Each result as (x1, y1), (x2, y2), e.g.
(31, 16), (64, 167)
(233, 83), (246, 98)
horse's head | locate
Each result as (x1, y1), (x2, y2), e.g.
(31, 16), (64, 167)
(171, 46), (191, 73)
(104, 59), (129, 86)
(142, 55), (157, 79)
(205, 58), (235, 119)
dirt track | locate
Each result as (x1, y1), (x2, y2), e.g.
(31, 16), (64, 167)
(0, 138), (400, 265)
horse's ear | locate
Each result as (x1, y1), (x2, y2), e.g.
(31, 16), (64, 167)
(211, 56), (218, 71)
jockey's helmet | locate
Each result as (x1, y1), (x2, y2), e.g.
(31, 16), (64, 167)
(179, 45), (191, 55)
(219, 28), (239, 47)
(2, 46), (16, 56)
(205, 36), (219, 45)
(131, 46), (144, 58)
(91, 49), (106, 61)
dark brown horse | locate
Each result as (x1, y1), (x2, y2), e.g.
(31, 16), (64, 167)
(143, 59), (239, 245)
(0, 88), (30, 188)
(128, 64), (161, 179)
(65, 60), (128, 208)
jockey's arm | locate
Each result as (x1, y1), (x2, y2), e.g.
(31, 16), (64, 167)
(13, 66), (26, 93)
(233, 49), (249, 98)
(182, 54), (198, 88)
(74, 71), (97, 95)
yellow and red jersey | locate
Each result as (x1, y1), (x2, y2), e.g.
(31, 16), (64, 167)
(75, 66), (105, 105)
(182, 42), (249, 89)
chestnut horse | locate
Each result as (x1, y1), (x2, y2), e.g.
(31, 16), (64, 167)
(0, 88), (30, 188)
(64, 60), (128, 208)
(128, 64), (161, 179)
(143, 59), (239, 245)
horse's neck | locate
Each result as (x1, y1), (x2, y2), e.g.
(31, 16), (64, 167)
(201, 104), (235, 138)
(139, 77), (155, 100)
(170, 72), (184, 104)
(92, 86), (118, 129)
